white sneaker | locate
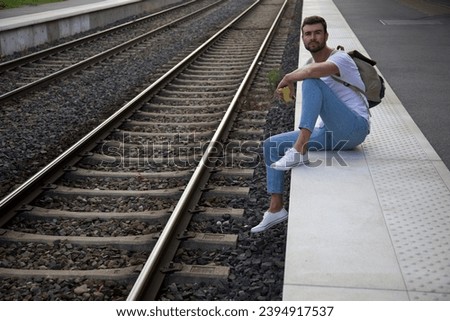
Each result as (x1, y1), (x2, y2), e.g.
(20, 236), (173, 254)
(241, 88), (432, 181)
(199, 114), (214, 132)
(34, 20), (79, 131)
(270, 147), (309, 171)
(251, 208), (288, 233)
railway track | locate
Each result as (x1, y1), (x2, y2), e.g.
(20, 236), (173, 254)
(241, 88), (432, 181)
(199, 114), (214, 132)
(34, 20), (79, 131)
(0, 0), (292, 300)
(0, 0), (223, 103)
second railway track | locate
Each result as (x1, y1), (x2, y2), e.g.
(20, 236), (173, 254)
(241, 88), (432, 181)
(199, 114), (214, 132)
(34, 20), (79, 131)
(0, 0), (299, 300)
(0, 0), (223, 103)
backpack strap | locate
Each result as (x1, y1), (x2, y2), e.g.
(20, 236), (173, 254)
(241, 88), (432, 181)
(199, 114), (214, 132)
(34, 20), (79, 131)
(329, 48), (365, 93)
(330, 47), (371, 116)
(331, 75), (366, 96)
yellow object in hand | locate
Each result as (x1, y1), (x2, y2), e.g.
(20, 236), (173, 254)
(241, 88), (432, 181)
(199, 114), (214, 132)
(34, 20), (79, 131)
(281, 87), (293, 102)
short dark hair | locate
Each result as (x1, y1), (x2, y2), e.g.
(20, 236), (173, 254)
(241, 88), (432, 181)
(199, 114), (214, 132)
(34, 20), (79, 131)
(301, 16), (327, 34)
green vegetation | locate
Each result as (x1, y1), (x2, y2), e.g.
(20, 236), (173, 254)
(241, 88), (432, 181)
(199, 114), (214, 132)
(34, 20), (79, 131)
(267, 69), (282, 91)
(0, 0), (63, 9)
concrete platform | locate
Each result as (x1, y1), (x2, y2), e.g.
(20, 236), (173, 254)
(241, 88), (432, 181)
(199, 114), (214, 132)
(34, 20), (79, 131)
(0, 0), (184, 56)
(283, 0), (450, 301)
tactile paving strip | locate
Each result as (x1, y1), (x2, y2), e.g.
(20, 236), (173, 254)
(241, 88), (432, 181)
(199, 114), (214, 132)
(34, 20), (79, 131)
(364, 102), (450, 298)
(363, 98), (429, 161)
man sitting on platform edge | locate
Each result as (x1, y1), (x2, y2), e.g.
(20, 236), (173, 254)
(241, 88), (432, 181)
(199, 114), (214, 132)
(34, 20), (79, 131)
(251, 15), (370, 233)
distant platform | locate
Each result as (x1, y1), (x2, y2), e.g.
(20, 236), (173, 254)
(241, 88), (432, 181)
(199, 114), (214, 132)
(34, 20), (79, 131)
(0, 0), (183, 56)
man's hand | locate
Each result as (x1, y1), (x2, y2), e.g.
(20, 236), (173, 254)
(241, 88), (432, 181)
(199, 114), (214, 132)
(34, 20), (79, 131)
(276, 86), (294, 102)
(276, 72), (296, 103)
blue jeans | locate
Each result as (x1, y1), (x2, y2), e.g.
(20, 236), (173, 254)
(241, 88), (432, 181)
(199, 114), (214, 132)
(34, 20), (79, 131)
(263, 78), (370, 194)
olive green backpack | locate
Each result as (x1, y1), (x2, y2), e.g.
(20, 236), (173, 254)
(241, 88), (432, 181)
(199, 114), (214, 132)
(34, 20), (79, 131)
(332, 45), (385, 108)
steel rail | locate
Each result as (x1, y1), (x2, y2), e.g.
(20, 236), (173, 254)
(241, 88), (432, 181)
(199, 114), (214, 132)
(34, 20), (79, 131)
(0, 0), (256, 226)
(126, 0), (289, 301)
(0, 0), (224, 103)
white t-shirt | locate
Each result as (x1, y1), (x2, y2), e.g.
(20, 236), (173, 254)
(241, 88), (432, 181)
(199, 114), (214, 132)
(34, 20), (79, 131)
(318, 51), (369, 121)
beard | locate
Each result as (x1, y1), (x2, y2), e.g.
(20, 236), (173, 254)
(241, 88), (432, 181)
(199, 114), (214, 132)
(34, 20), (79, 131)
(305, 40), (326, 53)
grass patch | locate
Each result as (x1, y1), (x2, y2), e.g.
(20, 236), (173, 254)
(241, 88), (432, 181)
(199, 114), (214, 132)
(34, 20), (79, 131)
(267, 69), (282, 91)
(0, 0), (64, 9)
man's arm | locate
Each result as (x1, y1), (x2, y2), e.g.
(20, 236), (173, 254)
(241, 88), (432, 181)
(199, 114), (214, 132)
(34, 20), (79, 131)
(279, 61), (339, 87)
(276, 61), (339, 101)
